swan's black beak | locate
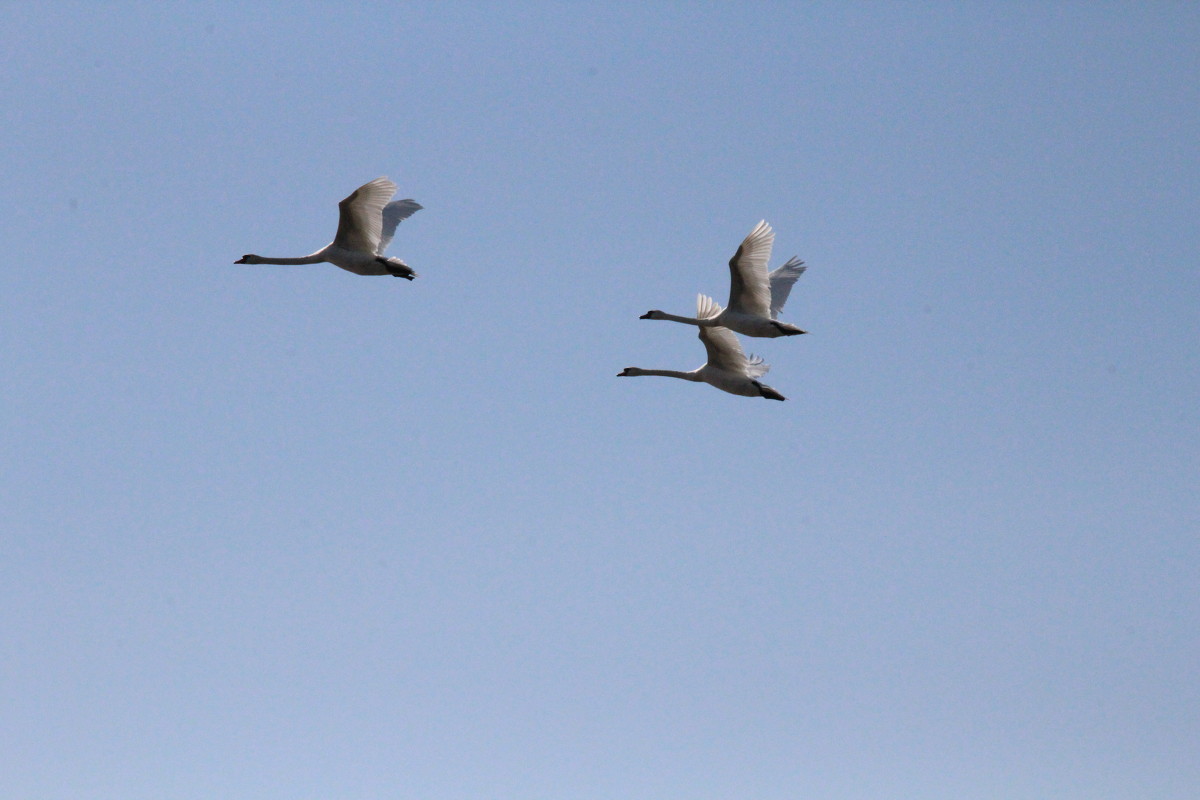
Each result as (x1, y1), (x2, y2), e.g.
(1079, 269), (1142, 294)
(235, 257), (249, 264)
(639, 311), (655, 319)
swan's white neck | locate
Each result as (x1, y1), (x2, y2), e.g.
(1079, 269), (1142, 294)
(625, 368), (702, 382)
(650, 312), (717, 327)
(248, 252), (326, 265)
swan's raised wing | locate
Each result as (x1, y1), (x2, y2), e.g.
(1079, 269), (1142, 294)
(768, 256), (807, 319)
(377, 199), (423, 255)
(333, 176), (397, 254)
(727, 220), (775, 317)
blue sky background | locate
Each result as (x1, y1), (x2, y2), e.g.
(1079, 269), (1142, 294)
(2, 3), (1197, 798)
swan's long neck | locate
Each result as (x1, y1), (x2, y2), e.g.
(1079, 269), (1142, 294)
(650, 312), (716, 327)
(251, 253), (325, 265)
(626, 368), (701, 382)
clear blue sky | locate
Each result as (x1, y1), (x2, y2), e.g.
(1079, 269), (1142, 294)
(3, 3), (1198, 798)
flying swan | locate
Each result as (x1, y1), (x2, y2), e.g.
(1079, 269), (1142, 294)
(236, 177), (422, 279)
(641, 220), (808, 337)
(619, 295), (786, 400)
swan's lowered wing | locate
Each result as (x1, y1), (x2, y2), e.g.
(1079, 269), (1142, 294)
(699, 324), (755, 376)
(696, 294), (762, 375)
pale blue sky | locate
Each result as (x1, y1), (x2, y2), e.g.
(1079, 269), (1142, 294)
(2, 3), (1198, 799)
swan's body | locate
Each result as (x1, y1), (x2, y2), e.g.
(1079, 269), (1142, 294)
(236, 177), (422, 279)
(641, 220), (807, 337)
(619, 296), (785, 400)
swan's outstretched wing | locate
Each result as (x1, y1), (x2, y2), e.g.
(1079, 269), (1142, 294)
(333, 176), (397, 254)
(699, 324), (755, 376)
(377, 199), (423, 255)
(727, 220), (775, 317)
(768, 256), (807, 319)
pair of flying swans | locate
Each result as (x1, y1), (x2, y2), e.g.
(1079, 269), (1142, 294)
(619, 295), (786, 400)
(237, 177), (422, 279)
(619, 221), (807, 401)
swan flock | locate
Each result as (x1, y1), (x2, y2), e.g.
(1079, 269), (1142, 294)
(236, 179), (810, 401)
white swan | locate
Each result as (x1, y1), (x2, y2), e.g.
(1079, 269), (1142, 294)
(641, 220), (808, 337)
(619, 295), (786, 400)
(236, 177), (422, 279)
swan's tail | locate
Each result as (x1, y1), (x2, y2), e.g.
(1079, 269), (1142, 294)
(377, 256), (418, 280)
(754, 381), (786, 401)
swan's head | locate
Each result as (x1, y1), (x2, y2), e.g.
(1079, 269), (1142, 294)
(639, 310), (664, 320)
(235, 254), (262, 264)
(617, 368), (643, 377)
